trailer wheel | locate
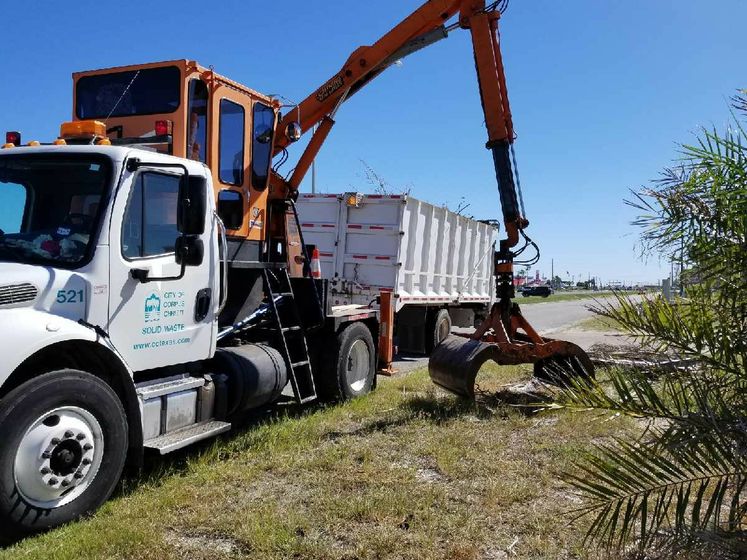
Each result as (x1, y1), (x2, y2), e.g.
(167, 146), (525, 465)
(0, 370), (127, 540)
(426, 309), (452, 353)
(318, 322), (376, 402)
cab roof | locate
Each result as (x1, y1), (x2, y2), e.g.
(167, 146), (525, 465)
(0, 144), (209, 174)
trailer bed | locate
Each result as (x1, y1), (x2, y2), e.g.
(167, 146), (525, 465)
(297, 193), (497, 312)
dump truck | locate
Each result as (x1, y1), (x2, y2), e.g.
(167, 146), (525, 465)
(296, 192), (497, 353)
(0, 0), (592, 538)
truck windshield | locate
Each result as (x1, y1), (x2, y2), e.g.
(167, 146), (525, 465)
(0, 155), (111, 267)
(76, 66), (181, 119)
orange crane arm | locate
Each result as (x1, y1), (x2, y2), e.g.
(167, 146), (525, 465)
(272, 0), (525, 246)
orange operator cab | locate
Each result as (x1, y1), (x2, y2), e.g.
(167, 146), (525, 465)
(71, 59), (283, 242)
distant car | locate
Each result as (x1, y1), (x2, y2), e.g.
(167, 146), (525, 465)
(522, 285), (554, 297)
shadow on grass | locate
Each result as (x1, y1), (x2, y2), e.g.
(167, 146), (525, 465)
(323, 393), (516, 444)
(123, 389), (528, 495)
(115, 397), (325, 500)
(85, 366), (554, 523)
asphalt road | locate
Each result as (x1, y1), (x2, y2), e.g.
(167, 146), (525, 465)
(392, 295), (611, 374)
(518, 296), (606, 334)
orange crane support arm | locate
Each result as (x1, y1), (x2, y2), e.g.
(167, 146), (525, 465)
(273, 0), (525, 247)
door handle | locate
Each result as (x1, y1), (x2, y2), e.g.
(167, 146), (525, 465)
(195, 288), (212, 321)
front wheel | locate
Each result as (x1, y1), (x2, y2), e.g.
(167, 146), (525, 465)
(318, 322), (376, 402)
(0, 370), (128, 540)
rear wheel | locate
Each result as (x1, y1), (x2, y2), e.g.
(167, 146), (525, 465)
(0, 370), (128, 540)
(426, 309), (452, 353)
(318, 322), (376, 402)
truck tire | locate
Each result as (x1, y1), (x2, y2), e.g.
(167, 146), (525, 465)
(0, 370), (128, 540)
(318, 322), (376, 402)
(426, 309), (452, 353)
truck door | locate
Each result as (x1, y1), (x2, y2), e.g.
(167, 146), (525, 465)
(107, 167), (215, 372)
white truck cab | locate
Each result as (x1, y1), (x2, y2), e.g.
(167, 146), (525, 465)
(0, 144), (380, 539)
(0, 146), (217, 380)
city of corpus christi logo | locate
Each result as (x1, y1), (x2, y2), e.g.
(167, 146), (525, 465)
(144, 293), (161, 323)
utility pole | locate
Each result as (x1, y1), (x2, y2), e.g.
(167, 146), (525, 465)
(551, 259), (554, 288)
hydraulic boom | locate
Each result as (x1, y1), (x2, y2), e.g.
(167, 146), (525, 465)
(272, 0), (594, 396)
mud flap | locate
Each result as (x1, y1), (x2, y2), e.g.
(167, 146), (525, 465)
(428, 335), (502, 399)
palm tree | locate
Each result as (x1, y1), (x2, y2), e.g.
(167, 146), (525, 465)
(553, 92), (747, 557)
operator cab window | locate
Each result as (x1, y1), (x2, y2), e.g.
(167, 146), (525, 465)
(187, 79), (209, 163)
(219, 99), (245, 186)
(76, 66), (181, 119)
(252, 102), (274, 190)
(121, 172), (180, 259)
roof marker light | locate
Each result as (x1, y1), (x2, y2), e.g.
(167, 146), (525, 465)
(5, 131), (21, 146)
(60, 120), (106, 139)
(155, 120), (172, 136)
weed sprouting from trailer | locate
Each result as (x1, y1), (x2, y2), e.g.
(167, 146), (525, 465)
(354, 159), (413, 196)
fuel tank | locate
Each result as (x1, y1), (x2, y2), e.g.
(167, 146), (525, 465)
(212, 343), (288, 415)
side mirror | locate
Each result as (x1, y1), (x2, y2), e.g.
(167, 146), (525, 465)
(285, 122), (302, 143)
(178, 174), (208, 235)
(131, 234), (204, 283)
(176, 235), (204, 267)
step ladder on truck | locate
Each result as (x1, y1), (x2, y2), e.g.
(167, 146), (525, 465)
(0, 0), (592, 539)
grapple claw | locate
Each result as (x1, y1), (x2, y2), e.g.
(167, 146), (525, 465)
(428, 335), (501, 399)
(428, 333), (594, 399)
(533, 344), (595, 387)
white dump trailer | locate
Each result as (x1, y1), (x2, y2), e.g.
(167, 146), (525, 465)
(297, 193), (498, 353)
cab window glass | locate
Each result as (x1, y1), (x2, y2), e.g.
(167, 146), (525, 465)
(0, 182), (27, 234)
(187, 79), (208, 163)
(252, 103), (274, 190)
(217, 190), (243, 230)
(0, 156), (110, 267)
(219, 99), (244, 186)
(122, 172), (180, 259)
(76, 66), (180, 119)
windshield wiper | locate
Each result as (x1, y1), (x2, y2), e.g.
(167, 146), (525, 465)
(0, 241), (29, 261)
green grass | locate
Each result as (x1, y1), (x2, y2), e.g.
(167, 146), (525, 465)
(576, 314), (624, 332)
(2, 365), (639, 560)
(518, 291), (613, 305)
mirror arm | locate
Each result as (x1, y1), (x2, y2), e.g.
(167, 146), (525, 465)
(126, 157), (189, 177)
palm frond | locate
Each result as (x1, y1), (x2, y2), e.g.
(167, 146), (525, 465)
(565, 432), (746, 551)
(556, 90), (747, 555)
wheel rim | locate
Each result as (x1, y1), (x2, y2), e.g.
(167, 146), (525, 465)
(345, 339), (371, 393)
(14, 406), (105, 509)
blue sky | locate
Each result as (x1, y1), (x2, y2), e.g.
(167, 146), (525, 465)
(1, 0), (744, 284)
